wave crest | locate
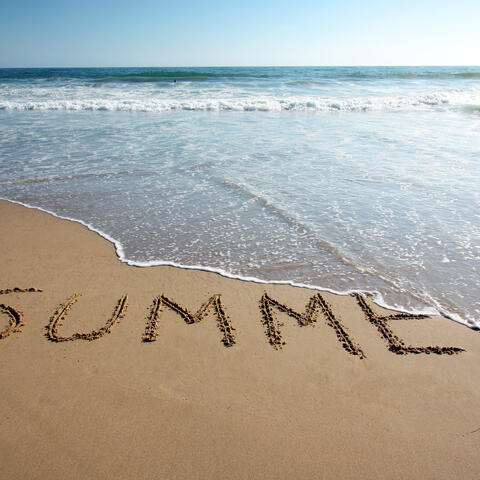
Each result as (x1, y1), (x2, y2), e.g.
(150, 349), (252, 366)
(2, 91), (476, 113)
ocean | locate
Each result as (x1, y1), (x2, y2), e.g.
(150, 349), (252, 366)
(1, 66), (479, 328)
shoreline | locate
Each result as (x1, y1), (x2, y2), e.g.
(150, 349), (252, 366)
(1, 198), (480, 479)
(1, 196), (466, 328)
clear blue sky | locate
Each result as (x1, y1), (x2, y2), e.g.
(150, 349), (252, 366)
(1, 0), (479, 67)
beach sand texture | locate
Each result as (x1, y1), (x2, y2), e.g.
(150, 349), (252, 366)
(1, 199), (479, 479)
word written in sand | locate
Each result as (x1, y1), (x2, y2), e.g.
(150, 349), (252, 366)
(0, 287), (465, 357)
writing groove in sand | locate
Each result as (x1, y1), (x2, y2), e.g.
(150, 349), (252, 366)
(46, 293), (128, 342)
(0, 287), (42, 339)
(353, 293), (464, 355)
(143, 294), (236, 347)
(260, 292), (365, 357)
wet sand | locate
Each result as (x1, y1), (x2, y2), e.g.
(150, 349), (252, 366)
(1, 199), (479, 479)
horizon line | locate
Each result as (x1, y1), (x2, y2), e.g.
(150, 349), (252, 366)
(1, 64), (480, 69)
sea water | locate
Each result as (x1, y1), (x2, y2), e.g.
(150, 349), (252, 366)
(1, 66), (479, 327)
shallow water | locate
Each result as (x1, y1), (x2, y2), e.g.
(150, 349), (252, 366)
(1, 67), (479, 327)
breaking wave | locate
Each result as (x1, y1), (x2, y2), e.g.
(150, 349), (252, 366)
(1, 90), (478, 113)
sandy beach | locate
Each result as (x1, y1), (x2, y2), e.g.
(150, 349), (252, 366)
(1, 198), (479, 479)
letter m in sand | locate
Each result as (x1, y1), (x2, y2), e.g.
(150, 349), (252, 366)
(143, 294), (236, 347)
(260, 292), (365, 358)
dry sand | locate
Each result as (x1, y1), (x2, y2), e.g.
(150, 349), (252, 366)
(1, 199), (479, 479)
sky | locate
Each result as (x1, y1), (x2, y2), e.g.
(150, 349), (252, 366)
(0, 0), (479, 67)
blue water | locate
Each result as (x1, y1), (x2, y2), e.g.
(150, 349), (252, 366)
(1, 66), (479, 327)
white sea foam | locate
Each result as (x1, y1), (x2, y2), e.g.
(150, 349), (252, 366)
(1, 196), (460, 323)
(1, 89), (479, 113)
(2, 197), (477, 330)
